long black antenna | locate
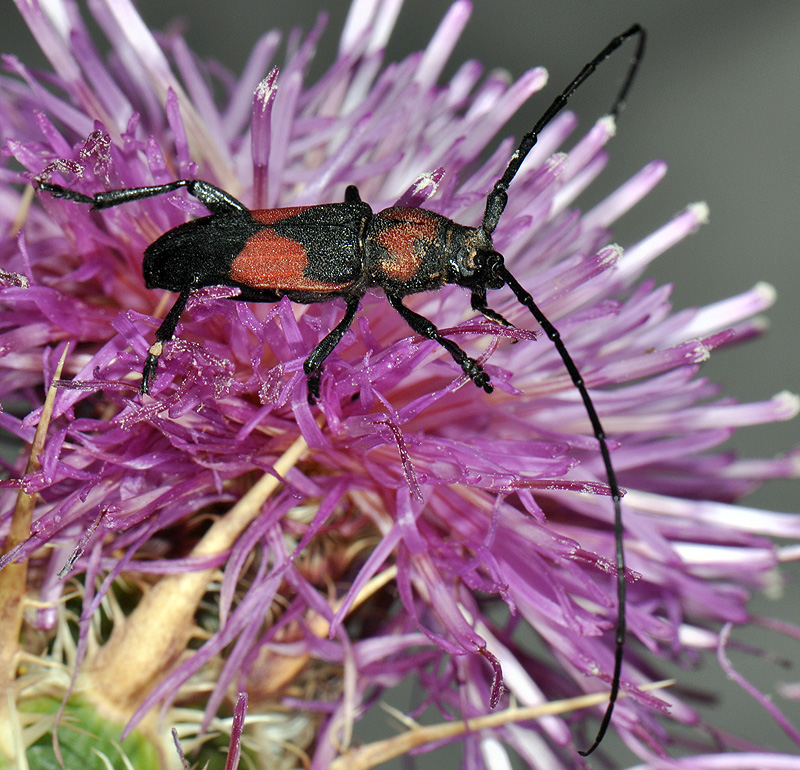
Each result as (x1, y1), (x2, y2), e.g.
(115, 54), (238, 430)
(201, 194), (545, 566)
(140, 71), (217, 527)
(482, 24), (646, 236)
(485, 26), (646, 755)
(499, 265), (625, 756)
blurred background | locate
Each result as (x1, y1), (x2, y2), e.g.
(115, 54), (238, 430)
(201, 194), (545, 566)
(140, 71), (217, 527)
(3, 1), (799, 765)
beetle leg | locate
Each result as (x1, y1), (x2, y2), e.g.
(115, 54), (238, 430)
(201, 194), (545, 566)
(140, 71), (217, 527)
(141, 287), (193, 394)
(303, 295), (362, 403)
(386, 294), (492, 393)
(344, 185), (362, 203)
(38, 179), (248, 215)
(470, 289), (515, 327)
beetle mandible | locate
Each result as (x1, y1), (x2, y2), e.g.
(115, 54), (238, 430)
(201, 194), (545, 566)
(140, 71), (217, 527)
(38, 24), (646, 755)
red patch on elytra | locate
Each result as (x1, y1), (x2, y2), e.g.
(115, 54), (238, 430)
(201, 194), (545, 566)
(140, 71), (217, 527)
(231, 228), (350, 292)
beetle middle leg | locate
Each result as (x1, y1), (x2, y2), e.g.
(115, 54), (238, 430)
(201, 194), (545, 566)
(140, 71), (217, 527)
(303, 295), (362, 403)
(344, 185), (362, 203)
(386, 294), (492, 393)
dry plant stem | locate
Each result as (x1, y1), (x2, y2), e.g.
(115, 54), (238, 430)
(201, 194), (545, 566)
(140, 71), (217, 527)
(85, 430), (311, 722)
(0, 348), (68, 757)
(330, 680), (674, 770)
(9, 185), (34, 237)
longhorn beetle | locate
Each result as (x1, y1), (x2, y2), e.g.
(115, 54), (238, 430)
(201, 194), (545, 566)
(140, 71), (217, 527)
(38, 25), (646, 754)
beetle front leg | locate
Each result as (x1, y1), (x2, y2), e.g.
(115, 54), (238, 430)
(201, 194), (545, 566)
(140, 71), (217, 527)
(470, 289), (515, 327)
(386, 294), (493, 393)
(303, 296), (362, 403)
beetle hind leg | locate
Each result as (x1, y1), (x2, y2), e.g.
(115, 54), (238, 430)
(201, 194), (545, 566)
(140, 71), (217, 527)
(38, 178), (247, 215)
(141, 287), (193, 394)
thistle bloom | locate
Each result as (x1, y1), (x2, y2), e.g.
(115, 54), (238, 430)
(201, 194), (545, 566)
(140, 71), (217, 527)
(1, 1), (799, 769)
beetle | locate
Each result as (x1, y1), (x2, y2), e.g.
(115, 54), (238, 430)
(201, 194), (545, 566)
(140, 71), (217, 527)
(38, 25), (645, 754)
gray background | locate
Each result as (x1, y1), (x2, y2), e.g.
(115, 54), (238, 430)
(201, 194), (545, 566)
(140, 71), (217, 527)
(3, 1), (799, 765)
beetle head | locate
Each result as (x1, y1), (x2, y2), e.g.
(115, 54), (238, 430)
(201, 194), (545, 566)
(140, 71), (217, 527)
(448, 226), (506, 291)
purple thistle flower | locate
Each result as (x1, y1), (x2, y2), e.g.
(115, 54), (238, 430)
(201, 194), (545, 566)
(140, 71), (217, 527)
(1, 1), (799, 768)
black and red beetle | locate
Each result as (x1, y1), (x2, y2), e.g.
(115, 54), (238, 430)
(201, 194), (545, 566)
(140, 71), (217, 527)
(38, 25), (645, 754)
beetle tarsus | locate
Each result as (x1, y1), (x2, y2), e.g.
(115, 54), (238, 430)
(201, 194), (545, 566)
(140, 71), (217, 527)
(141, 353), (158, 395)
(37, 181), (95, 205)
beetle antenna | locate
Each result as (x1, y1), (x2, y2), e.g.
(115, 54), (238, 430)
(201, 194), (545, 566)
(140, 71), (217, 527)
(482, 24), (646, 235)
(496, 262), (625, 754)
(484, 26), (645, 754)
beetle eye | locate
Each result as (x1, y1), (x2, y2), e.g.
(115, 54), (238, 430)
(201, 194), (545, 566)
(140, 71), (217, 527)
(482, 251), (506, 289)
